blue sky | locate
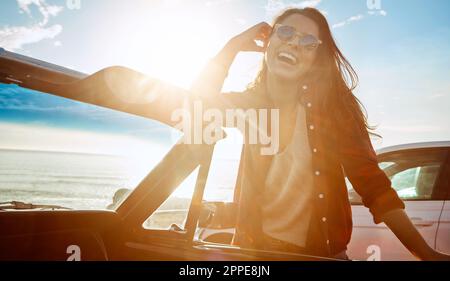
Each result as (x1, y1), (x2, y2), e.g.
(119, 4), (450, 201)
(0, 0), (449, 154)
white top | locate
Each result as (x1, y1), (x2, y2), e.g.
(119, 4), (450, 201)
(262, 102), (315, 248)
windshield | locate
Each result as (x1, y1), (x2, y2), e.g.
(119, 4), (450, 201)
(0, 83), (180, 210)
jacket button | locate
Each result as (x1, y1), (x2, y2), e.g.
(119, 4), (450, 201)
(302, 85), (308, 91)
(322, 217), (327, 222)
(326, 239), (330, 245)
(309, 125), (315, 130)
(313, 148), (318, 153)
(315, 171), (321, 176)
(319, 193), (324, 199)
(307, 102), (312, 108)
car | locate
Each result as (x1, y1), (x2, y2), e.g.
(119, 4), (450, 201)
(0, 48), (448, 261)
(347, 141), (450, 260)
(195, 141), (450, 261)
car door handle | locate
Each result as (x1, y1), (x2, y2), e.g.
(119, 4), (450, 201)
(410, 217), (434, 227)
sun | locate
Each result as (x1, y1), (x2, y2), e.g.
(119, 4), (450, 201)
(132, 9), (224, 89)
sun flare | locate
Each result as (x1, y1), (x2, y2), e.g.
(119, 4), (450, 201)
(134, 10), (224, 89)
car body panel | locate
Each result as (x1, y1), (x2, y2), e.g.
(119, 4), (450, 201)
(0, 211), (119, 260)
(436, 201), (450, 254)
(348, 201), (443, 261)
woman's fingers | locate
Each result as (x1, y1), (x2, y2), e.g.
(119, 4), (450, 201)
(252, 22), (272, 40)
(240, 40), (266, 52)
(230, 21), (272, 53)
(258, 23), (273, 39)
(247, 22), (271, 51)
(253, 45), (267, 52)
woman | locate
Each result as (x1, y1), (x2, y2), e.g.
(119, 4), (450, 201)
(190, 7), (449, 260)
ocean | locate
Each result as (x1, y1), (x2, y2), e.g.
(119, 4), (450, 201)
(0, 149), (141, 210)
(0, 148), (238, 211)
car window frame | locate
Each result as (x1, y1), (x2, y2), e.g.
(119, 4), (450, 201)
(377, 147), (449, 201)
(349, 147), (449, 205)
(432, 148), (450, 200)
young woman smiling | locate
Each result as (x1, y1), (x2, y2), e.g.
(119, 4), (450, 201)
(190, 7), (449, 260)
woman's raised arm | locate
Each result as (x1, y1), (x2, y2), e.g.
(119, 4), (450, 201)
(189, 22), (272, 112)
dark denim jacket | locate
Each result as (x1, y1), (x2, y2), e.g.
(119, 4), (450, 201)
(191, 59), (405, 257)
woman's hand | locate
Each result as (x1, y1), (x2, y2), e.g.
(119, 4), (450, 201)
(382, 209), (450, 261)
(227, 22), (273, 53)
(421, 248), (450, 261)
(212, 22), (272, 73)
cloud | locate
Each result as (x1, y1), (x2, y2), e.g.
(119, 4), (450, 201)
(0, 0), (63, 51)
(348, 14), (364, 22)
(0, 95), (75, 112)
(17, 0), (63, 26)
(264, 0), (322, 18)
(0, 88), (115, 121)
(428, 94), (446, 99)
(332, 14), (364, 29)
(235, 18), (247, 26)
(0, 24), (62, 50)
(332, 22), (346, 29)
(205, 0), (232, 7)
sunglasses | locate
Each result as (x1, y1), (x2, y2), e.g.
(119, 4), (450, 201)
(274, 24), (322, 51)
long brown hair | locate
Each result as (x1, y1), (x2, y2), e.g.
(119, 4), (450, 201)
(247, 7), (380, 138)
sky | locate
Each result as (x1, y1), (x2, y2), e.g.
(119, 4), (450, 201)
(0, 0), (449, 156)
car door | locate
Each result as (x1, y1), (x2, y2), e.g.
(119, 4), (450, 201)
(436, 201), (450, 255)
(347, 146), (449, 261)
(114, 137), (331, 261)
(435, 149), (450, 254)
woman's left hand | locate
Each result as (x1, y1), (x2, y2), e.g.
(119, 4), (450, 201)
(422, 249), (450, 261)
(382, 209), (450, 261)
